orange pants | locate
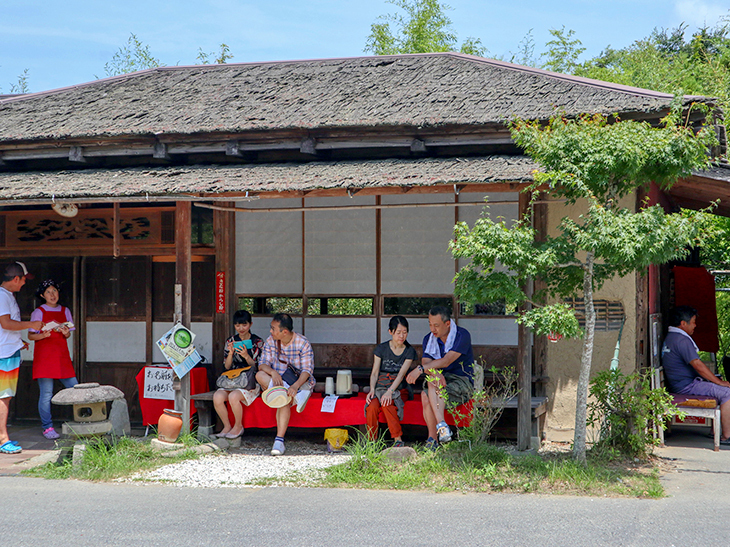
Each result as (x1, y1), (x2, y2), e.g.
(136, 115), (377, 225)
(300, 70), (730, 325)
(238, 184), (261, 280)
(366, 398), (402, 440)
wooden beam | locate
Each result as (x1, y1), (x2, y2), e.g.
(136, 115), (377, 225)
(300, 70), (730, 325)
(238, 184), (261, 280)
(225, 140), (241, 156)
(69, 146), (86, 163)
(213, 202), (235, 377)
(410, 138), (426, 152)
(517, 191), (532, 451)
(300, 137), (317, 155)
(175, 201), (193, 433)
(112, 202), (120, 258)
(153, 142), (169, 160)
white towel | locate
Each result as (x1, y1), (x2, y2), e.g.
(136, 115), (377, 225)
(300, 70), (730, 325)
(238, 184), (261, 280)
(667, 326), (700, 354)
(425, 320), (457, 358)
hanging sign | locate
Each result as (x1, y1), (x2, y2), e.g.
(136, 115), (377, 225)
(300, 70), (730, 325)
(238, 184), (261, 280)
(216, 271), (226, 314)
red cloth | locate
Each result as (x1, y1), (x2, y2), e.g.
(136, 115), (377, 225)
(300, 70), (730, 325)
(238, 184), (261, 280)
(136, 367), (209, 426)
(32, 307), (75, 379)
(225, 393), (472, 429)
(673, 266), (719, 352)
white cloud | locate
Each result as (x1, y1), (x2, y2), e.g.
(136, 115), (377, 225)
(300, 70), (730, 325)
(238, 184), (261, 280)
(674, 0), (729, 28)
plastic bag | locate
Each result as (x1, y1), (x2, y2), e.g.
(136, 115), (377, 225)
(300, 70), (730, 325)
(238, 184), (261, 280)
(324, 428), (349, 451)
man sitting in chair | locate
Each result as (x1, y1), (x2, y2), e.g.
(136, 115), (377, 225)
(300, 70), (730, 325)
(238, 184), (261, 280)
(662, 305), (730, 445)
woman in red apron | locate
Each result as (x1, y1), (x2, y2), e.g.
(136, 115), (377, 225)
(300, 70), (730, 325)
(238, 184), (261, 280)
(27, 279), (77, 439)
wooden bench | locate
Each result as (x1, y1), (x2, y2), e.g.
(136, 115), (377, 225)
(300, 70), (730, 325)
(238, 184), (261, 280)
(190, 390), (548, 441)
(651, 366), (721, 452)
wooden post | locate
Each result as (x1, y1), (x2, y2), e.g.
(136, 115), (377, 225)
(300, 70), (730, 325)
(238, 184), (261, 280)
(175, 202), (192, 433)
(517, 193), (533, 451)
(113, 202), (120, 258)
(212, 203), (235, 377)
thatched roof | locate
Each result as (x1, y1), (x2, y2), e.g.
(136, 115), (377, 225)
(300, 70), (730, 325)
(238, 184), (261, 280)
(0, 156), (537, 203)
(0, 53), (711, 144)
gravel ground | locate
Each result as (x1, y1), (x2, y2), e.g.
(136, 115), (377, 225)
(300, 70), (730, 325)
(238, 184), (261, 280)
(123, 434), (351, 488)
(122, 433), (573, 489)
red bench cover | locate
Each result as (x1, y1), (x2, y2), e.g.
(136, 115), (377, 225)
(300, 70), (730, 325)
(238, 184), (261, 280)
(225, 392), (473, 429)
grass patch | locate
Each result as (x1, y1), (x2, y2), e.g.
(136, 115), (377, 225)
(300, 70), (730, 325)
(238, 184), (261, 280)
(316, 435), (664, 498)
(22, 433), (205, 482)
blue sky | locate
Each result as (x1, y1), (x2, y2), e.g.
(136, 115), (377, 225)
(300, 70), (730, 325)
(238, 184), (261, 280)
(2, 0), (729, 94)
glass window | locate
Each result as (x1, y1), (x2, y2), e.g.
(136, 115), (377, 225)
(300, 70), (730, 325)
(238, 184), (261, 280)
(307, 297), (373, 316)
(383, 296), (453, 316)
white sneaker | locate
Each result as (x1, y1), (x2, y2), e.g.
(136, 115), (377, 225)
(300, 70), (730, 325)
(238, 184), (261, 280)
(295, 389), (312, 413)
(271, 439), (286, 456)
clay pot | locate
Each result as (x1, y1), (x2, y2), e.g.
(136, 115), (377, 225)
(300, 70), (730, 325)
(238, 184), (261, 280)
(158, 409), (183, 442)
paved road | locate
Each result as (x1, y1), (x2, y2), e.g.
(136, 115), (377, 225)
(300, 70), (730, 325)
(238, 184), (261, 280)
(1, 427), (728, 546)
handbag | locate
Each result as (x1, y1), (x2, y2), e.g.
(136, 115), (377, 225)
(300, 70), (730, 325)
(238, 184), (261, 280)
(282, 364), (301, 386)
(276, 340), (301, 386)
(216, 365), (256, 390)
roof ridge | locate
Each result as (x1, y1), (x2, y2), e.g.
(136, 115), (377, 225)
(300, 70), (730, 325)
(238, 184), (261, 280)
(0, 52), (714, 106)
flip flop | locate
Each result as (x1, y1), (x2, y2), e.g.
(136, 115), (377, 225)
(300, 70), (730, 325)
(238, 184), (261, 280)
(0, 441), (22, 454)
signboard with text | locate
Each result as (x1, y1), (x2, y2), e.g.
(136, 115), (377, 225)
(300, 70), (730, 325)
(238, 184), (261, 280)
(216, 271), (226, 314)
(143, 366), (175, 401)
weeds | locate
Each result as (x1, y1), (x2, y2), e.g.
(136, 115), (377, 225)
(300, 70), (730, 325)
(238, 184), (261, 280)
(22, 433), (204, 481)
(318, 436), (663, 498)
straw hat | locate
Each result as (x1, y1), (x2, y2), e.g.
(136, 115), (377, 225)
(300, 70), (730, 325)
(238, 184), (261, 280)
(262, 386), (292, 408)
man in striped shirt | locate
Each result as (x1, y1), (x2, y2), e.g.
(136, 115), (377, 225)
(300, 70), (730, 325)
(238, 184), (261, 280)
(256, 313), (315, 455)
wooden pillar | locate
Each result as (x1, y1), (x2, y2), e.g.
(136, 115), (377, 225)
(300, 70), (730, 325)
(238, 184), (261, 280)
(635, 190), (650, 372)
(212, 203), (235, 377)
(532, 199), (548, 397)
(517, 192), (532, 451)
(175, 201), (192, 433)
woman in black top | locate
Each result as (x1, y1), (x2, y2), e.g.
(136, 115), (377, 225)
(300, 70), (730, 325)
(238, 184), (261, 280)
(213, 310), (264, 439)
(365, 316), (417, 446)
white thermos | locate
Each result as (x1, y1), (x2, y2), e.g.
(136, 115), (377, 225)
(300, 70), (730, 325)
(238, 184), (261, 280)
(325, 377), (335, 395)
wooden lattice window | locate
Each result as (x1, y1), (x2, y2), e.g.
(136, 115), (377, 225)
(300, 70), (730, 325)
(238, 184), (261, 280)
(565, 298), (625, 330)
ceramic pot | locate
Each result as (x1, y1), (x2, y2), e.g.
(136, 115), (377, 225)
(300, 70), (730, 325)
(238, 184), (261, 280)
(158, 409), (183, 442)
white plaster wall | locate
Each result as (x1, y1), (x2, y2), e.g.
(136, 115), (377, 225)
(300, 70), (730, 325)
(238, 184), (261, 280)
(459, 318), (519, 346)
(381, 193), (456, 294)
(542, 195), (637, 442)
(380, 317), (430, 345)
(235, 198), (302, 295)
(86, 322), (146, 362)
(152, 322), (213, 364)
(248, 315), (303, 339)
(304, 317), (377, 344)
(304, 196), (376, 294)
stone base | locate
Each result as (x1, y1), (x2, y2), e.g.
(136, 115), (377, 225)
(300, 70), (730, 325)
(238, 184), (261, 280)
(150, 438), (185, 452)
(62, 420), (113, 437)
(110, 399), (131, 436)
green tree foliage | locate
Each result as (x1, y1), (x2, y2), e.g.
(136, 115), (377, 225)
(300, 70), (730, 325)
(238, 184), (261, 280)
(541, 27), (586, 74)
(196, 44), (234, 65)
(575, 19), (730, 118)
(9, 68), (30, 94)
(365, 0), (486, 56)
(103, 33), (162, 77)
(451, 109), (716, 462)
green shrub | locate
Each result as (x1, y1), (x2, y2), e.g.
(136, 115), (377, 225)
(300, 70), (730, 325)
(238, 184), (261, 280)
(587, 369), (682, 459)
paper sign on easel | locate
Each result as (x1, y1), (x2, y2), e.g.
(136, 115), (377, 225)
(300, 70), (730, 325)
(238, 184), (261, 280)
(143, 366), (175, 400)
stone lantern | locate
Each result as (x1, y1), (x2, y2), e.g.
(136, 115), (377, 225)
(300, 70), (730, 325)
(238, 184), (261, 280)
(51, 382), (125, 438)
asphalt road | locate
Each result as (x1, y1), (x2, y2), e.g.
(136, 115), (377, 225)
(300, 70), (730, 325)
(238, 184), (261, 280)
(1, 428), (728, 547)
(1, 470), (728, 547)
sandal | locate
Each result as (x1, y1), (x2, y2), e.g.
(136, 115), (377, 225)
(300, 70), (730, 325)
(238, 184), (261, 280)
(0, 441), (22, 454)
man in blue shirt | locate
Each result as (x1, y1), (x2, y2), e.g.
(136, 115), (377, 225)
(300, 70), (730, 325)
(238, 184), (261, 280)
(406, 306), (474, 448)
(662, 305), (730, 445)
